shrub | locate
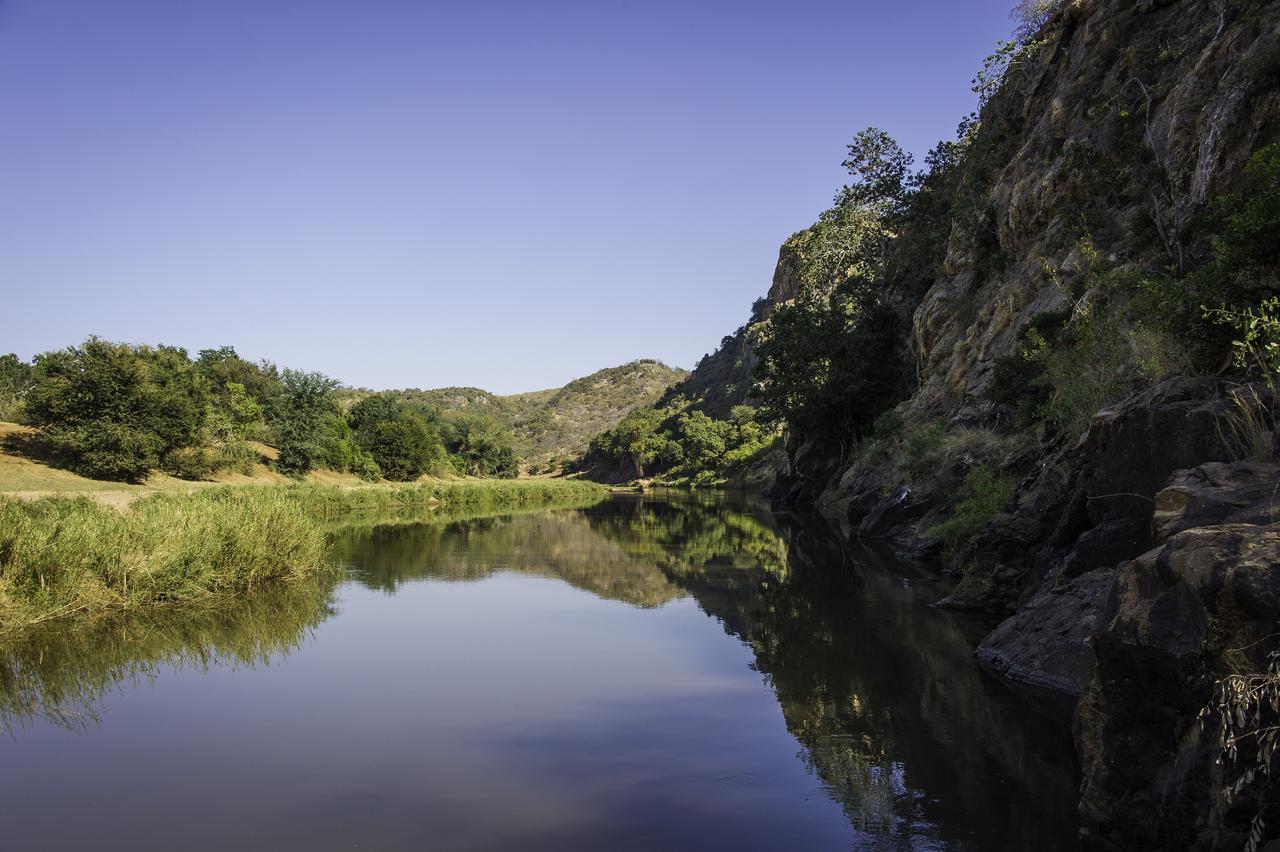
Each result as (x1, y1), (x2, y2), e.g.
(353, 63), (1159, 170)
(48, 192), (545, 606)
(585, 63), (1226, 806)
(211, 440), (259, 476)
(361, 416), (441, 481)
(443, 412), (520, 478)
(40, 422), (164, 482)
(161, 446), (216, 480)
(926, 466), (1017, 556)
(0, 354), (33, 423)
(902, 424), (945, 479)
(987, 310), (1068, 426)
(24, 338), (209, 482)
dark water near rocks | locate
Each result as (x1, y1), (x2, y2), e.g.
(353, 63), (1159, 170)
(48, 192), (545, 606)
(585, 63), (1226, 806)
(0, 492), (1079, 850)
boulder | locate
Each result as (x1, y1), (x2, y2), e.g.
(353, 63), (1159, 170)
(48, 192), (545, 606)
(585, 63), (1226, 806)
(976, 568), (1113, 696)
(1075, 523), (1280, 850)
(1154, 461), (1280, 545)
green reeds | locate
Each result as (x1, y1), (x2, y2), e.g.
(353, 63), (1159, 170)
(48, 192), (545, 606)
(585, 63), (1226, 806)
(0, 479), (605, 633)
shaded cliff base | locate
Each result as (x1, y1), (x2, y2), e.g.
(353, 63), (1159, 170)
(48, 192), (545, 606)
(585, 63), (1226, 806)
(778, 376), (1280, 849)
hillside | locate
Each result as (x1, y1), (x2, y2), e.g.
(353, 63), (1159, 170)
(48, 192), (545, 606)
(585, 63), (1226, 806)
(363, 360), (688, 472)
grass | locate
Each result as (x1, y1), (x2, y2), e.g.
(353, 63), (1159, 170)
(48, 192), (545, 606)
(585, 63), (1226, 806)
(925, 466), (1017, 557)
(0, 421), (367, 506)
(0, 479), (606, 634)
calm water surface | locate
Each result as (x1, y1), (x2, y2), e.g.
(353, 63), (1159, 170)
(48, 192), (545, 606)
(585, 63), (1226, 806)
(0, 493), (1079, 850)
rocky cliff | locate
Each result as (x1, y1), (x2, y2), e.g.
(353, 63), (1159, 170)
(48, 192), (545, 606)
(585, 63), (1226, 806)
(678, 0), (1280, 847)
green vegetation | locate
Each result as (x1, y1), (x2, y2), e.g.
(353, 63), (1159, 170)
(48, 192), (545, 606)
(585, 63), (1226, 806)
(349, 393), (448, 481)
(0, 354), (34, 424)
(5, 339), (657, 483)
(2, 339), (685, 485)
(0, 479), (605, 634)
(751, 131), (928, 452)
(925, 466), (1017, 556)
(22, 339), (210, 482)
(441, 412), (519, 478)
(985, 142), (1280, 438)
(583, 401), (777, 485)
(343, 360), (687, 473)
(0, 489), (325, 630)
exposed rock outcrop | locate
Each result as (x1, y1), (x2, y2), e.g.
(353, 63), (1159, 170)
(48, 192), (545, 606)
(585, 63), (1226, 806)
(943, 377), (1238, 615)
(976, 567), (1113, 695)
(976, 456), (1280, 702)
(1075, 523), (1280, 850)
(759, 0), (1280, 847)
(1154, 460), (1280, 543)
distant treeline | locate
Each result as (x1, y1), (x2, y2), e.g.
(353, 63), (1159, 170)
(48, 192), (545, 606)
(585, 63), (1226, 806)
(0, 340), (519, 483)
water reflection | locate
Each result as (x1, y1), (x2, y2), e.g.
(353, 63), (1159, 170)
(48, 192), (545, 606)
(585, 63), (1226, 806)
(0, 577), (336, 734)
(0, 493), (1078, 849)
(334, 492), (1079, 848)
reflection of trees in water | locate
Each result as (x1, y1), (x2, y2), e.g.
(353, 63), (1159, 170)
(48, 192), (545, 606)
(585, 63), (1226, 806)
(0, 495), (1079, 848)
(332, 511), (684, 607)
(675, 518), (1081, 850)
(581, 491), (790, 579)
(336, 494), (1079, 847)
(0, 577), (336, 733)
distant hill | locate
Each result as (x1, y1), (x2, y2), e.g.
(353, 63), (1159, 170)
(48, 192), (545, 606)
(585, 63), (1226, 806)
(351, 360), (687, 472)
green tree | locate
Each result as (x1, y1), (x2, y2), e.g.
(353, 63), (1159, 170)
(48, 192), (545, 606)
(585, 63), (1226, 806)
(271, 369), (339, 476)
(195, 346), (281, 410)
(675, 410), (732, 470)
(444, 413), (519, 478)
(24, 338), (208, 481)
(598, 407), (670, 478)
(755, 282), (910, 451)
(838, 127), (913, 214)
(361, 414), (444, 481)
(349, 393), (447, 481)
(0, 353), (34, 422)
(348, 393), (404, 434)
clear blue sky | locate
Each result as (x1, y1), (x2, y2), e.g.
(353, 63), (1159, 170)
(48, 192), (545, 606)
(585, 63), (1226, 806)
(1, 0), (1015, 393)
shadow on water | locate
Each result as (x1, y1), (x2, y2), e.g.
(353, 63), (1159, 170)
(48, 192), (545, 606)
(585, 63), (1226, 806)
(0, 491), (1079, 849)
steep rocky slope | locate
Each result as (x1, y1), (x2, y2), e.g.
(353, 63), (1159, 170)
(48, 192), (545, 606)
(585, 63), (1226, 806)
(672, 0), (1280, 847)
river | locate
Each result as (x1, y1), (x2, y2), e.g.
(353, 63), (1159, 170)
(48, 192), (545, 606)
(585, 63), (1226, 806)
(0, 491), (1079, 850)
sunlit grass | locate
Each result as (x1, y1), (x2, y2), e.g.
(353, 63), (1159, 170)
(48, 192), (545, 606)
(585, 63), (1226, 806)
(0, 479), (606, 633)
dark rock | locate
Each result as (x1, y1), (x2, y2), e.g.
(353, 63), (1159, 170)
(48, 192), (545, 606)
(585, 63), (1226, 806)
(1060, 520), (1149, 579)
(1154, 461), (1280, 544)
(850, 483), (937, 541)
(941, 377), (1236, 615)
(1075, 523), (1280, 850)
(976, 568), (1113, 696)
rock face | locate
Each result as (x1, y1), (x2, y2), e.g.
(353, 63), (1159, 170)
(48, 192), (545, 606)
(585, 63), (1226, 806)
(943, 377), (1238, 615)
(976, 456), (1280, 700)
(751, 0), (1280, 847)
(1075, 523), (1280, 850)
(1154, 461), (1280, 544)
(976, 568), (1113, 695)
(907, 0), (1280, 418)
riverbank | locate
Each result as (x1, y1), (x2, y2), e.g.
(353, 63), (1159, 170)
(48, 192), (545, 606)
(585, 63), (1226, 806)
(0, 479), (606, 634)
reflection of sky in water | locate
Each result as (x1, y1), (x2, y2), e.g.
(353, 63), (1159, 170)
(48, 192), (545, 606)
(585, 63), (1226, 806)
(0, 498), (1079, 850)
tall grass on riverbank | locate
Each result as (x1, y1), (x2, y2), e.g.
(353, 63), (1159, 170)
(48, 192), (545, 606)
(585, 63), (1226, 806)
(284, 478), (607, 520)
(0, 479), (606, 633)
(0, 490), (325, 630)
